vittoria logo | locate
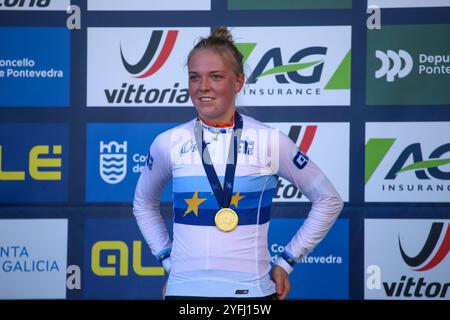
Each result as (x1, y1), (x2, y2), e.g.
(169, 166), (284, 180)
(87, 27), (209, 107)
(399, 222), (450, 272)
(120, 30), (178, 78)
(99, 141), (127, 184)
(365, 219), (450, 300)
(0, 0), (70, 10)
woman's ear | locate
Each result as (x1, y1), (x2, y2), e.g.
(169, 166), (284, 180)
(235, 73), (244, 93)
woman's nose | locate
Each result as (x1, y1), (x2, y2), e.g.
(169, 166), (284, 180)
(199, 77), (211, 91)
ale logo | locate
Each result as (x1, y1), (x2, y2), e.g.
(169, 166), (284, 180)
(365, 138), (450, 184)
(236, 43), (350, 88)
(399, 222), (450, 272)
(91, 240), (164, 276)
(120, 30), (178, 78)
(99, 141), (127, 184)
(375, 50), (413, 82)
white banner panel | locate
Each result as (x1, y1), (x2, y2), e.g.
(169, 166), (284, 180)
(365, 219), (450, 300)
(365, 122), (450, 202)
(87, 27), (209, 107)
(0, 219), (68, 299)
(269, 122), (349, 202)
(88, 0), (210, 11)
(232, 26), (352, 106)
(368, 0), (450, 8)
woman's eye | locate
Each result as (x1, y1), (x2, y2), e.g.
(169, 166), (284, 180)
(212, 74), (222, 80)
(189, 75), (199, 81)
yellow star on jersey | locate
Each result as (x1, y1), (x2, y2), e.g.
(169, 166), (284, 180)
(230, 191), (246, 208)
(183, 191), (207, 217)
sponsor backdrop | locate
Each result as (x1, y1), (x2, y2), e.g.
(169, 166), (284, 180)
(0, 0), (449, 300)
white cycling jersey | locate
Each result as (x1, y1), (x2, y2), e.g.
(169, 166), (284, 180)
(133, 113), (343, 298)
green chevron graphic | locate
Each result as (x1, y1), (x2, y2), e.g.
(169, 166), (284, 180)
(365, 138), (395, 184)
(325, 49), (351, 90)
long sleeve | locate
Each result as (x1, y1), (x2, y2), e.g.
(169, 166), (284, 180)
(272, 129), (344, 274)
(133, 131), (173, 272)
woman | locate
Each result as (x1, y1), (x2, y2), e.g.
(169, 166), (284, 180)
(133, 26), (343, 299)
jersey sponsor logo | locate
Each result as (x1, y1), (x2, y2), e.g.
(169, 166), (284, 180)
(365, 122), (450, 202)
(84, 218), (169, 298)
(99, 141), (127, 184)
(146, 152), (154, 170)
(0, 28), (70, 107)
(87, 27), (209, 107)
(365, 219), (449, 300)
(293, 150), (309, 170)
(0, 124), (69, 203)
(232, 26), (351, 106)
(178, 138), (254, 157)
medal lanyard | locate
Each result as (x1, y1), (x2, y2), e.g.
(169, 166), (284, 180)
(194, 112), (243, 209)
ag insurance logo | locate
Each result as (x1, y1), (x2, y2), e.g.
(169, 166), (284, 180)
(232, 26), (351, 106)
(87, 27), (209, 107)
(0, 124), (69, 203)
(365, 219), (449, 300)
(0, 27), (70, 107)
(365, 122), (450, 202)
(86, 123), (175, 202)
(269, 122), (349, 202)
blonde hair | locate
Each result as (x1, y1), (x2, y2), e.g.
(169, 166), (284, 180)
(188, 26), (244, 77)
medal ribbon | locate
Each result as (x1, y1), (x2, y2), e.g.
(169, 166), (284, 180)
(194, 112), (243, 209)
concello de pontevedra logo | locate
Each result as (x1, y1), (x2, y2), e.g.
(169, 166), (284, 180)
(120, 30), (178, 78)
(399, 222), (450, 272)
(375, 49), (413, 82)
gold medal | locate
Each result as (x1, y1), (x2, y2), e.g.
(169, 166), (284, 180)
(214, 208), (238, 232)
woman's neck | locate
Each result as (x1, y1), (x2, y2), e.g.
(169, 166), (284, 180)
(198, 113), (235, 128)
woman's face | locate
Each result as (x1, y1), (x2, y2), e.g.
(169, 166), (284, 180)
(188, 48), (244, 123)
